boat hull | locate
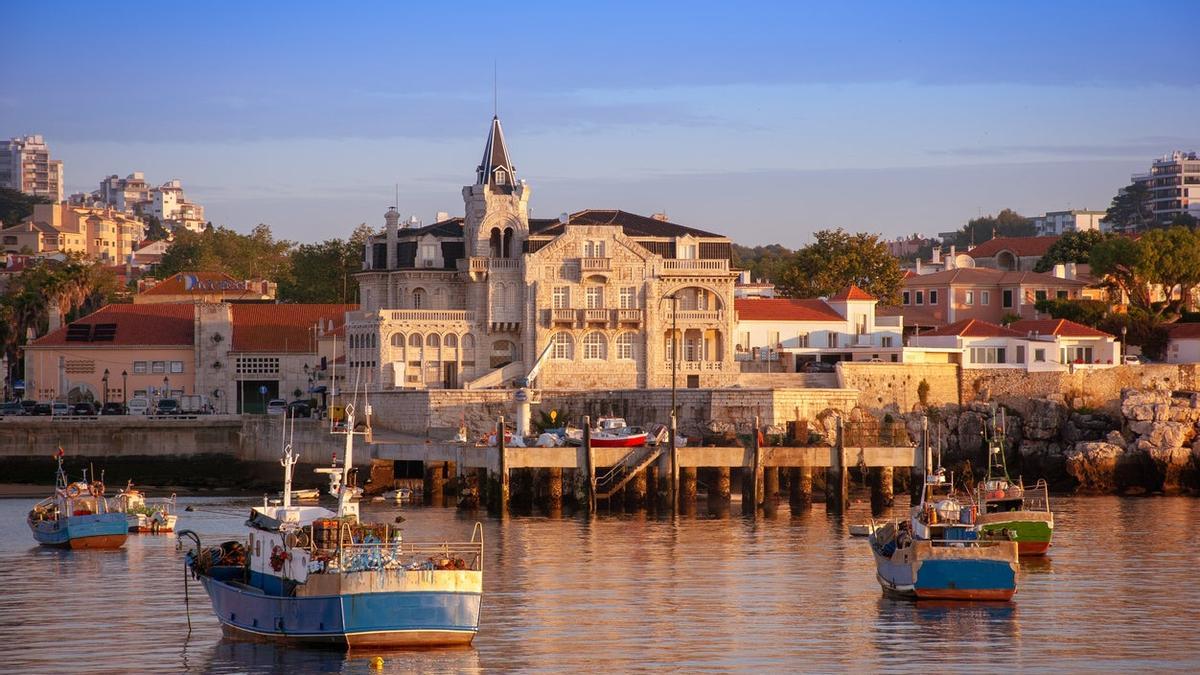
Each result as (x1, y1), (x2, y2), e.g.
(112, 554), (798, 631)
(198, 572), (482, 649)
(128, 513), (178, 533)
(872, 538), (1018, 602)
(977, 512), (1053, 556)
(28, 512), (128, 549)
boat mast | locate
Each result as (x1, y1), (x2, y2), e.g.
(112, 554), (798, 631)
(281, 412), (298, 508)
(987, 404), (1011, 482)
(337, 403), (355, 518)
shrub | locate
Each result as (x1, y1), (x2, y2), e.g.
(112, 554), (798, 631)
(917, 379), (930, 406)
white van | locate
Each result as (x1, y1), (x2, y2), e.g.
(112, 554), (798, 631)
(127, 396), (151, 415)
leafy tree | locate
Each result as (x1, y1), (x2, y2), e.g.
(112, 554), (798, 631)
(0, 187), (52, 227)
(1140, 226), (1200, 312)
(1033, 230), (1110, 273)
(946, 209), (1034, 249)
(142, 215), (171, 242)
(156, 224), (292, 282)
(1099, 310), (1169, 360)
(1033, 298), (1109, 326)
(1171, 213), (1199, 227)
(776, 229), (903, 303)
(732, 243), (795, 284)
(1089, 235), (1153, 313)
(277, 225), (372, 303)
(1104, 182), (1155, 232)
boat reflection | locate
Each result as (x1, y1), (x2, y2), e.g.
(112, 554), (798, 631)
(875, 596), (1020, 641)
(198, 638), (480, 674)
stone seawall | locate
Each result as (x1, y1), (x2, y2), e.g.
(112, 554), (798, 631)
(960, 364), (1200, 417)
(837, 363), (960, 412)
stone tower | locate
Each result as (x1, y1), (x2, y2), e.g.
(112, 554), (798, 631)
(462, 116), (530, 259)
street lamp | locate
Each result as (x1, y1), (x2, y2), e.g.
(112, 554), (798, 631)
(1121, 326), (1128, 363)
(102, 369), (109, 406)
(663, 293), (680, 513)
(163, 375), (170, 398)
(121, 370), (128, 403)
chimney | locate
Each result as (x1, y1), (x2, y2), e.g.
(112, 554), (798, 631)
(915, 259), (923, 274)
(1066, 262), (1077, 280)
(945, 245), (956, 270)
(1053, 263), (1066, 279)
(559, 212), (569, 224)
(931, 247), (941, 264)
(435, 211), (450, 223)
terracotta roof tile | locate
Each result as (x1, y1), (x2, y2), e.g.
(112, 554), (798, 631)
(734, 298), (845, 322)
(829, 284), (875, 301)
(231, 304), (356, 353)
(30, 304), (194, 347)
(1009, 319), (1113, 338)
(1165, 323), (1200, 340)
(141, 271), (261, 296)
(967, 236), (1060, 259)
(918, 318), (1025, 338)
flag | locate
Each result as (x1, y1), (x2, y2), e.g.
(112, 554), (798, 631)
(56, 447), (65, 458)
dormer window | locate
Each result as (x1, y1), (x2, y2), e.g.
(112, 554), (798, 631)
(493, 168), (507, 186)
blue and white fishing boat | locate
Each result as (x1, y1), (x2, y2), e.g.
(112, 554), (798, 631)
(178, 403), (483, 648)
(867, 453), (1018, 601)
(27, 450), (127, 549)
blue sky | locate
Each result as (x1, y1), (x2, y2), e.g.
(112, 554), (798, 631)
(3, 1), (1197, 246)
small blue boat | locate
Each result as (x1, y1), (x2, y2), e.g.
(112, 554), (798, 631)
(179, 403), (483, 649)
(27, 451), (127, 549)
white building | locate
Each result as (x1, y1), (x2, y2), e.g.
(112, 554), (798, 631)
(96, 172), (152, 212)
(1165, 324), (1200, 363)
(148, 179), (206, 232)
(906, 318), (1118, 370)
(0, 135), (63, 202)
(1032, 210), (1107, 236)
(734, 285), (905, 368)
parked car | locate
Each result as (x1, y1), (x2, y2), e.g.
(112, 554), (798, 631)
(179, 394), (210, 415)
(127, 396), (151, 415)
(101, 401), (127, 415)
(266, 399), (287, 415)
(20, 400), (37, 415)
(32, 402), (52, 416)
(155, 398), (180, 415)
(51, 402), (70, 416)
(1122, 355), (1144, 365)
(1, 401), (24, 416)
(72, 401), (98, 416)
(287, 400), (311, 418)
(801, 361), (836, 373)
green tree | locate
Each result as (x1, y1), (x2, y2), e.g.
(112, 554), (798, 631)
(947, 208), (1034, 249)
(0, 187), (51, 227)
(732, 243), (795, 284)
(1033, 298), (1109, 326)
(1140, 226), (1200, 312)
(777, 229), (904, 303)
(142, 215), (171, 242)
(1089, 235), (1153, 313)
(156, 224), (292, 281)
(277, 225), (373, 303)
(1171, 213), (1199, 227)
(1104, 182), (1155, 232)
(1033, 230), (1110, 273)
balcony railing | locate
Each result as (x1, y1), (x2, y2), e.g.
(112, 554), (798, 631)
(580, 257), (611, 273)
(385, 310), (474, 322)
(662, 360), (728, 372)
(582, 308), (610, 323)
(673, 310), (724, 322)
(551, 308), (576, 324)
(660, 259), (730, 274)
(615, 308), (643, 324)
(463, 257), (521, 273)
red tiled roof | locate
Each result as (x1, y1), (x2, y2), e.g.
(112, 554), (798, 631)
(1166, 323), (1200, 340)
(902, 267), (1089, 287)
(967, 236), (1060, 259)
(829, 284), (875, 301)
(231, 304), (356, 353)
(1009, 319), (1112, 338)
(734, 297), (845, 322)
(30, 304), (195, 347)
(919, 318), (1025, 338)
(140, 271), (252, 296)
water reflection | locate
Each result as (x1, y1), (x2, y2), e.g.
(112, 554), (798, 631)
(197, 639), (481, 674)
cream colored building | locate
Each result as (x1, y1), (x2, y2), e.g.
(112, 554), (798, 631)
(0, 203), (145, 262)
(0, 135), (63, 202)
(352, 116), (738, 391)
(149, 179), (206, 232)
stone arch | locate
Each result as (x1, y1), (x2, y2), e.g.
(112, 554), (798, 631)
(502, 227), (514, 258)
(489, 228), (502, 258)
(491, 339), (518, 368)
(659, 284), (726, 311)
(996, 250), (1017, 271)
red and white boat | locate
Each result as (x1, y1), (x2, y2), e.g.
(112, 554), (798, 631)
(566, 417), (649, 448)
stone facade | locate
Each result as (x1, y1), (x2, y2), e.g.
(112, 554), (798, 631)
(352, 116), (737, 391)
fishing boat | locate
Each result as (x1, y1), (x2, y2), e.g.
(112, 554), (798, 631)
(381, 487), (414, 505)
(27, 450), (127, 549)
(111, 481), (178, 532)
(868, 456), (1018, 601)
(974, 407), (1054, 556)
(178, 402), (484, 648)
(849, 523), (878, 537)
(565, 417), (650, 448)
(280, 488), (321, 502)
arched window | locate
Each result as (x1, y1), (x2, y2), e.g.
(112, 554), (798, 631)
(408, 334), (422, 348)
(550, 332), (573, 360)
(412, 288), (426, 309)
(489, 228), (502, 258)
(616, 332), (636, 360)
(502, 227), (513, 258)
(494, 167), (507, 186)
(583, 332), (606, 360)
(391, 333), (405, 347)
(426, 334), (440, 349)
(444, 333), (458, 349)
(494, 282), (506, 311)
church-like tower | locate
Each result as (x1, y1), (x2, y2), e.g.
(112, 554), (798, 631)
(462, 116), (531, 259)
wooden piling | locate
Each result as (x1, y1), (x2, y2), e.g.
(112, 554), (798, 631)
(497, 416), (509, 516)
(750, 416), (763, 514)
(912, 415), (928, 506)
(680, 466), (697, 514)
(763, 467), (779, 505)
(870, 465), (895, 515)
(583, 416), (596, 514)
(789, 466), (812, 512)
(710, 466), (732, 515)
(826, 417), (848, 515)
(669, 413), (679, 515)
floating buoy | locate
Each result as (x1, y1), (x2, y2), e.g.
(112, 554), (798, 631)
(370, 656), (384, 669)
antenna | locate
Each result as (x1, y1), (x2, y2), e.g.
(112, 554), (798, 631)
(394, 183), (398, 209)
(493, 60), (498, 117)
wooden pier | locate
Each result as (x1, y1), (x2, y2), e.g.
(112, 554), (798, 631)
(369, 415), (918, 517)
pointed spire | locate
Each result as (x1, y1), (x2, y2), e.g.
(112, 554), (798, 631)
(476, 116), (516, 188)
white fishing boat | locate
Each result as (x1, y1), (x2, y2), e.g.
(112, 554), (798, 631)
(382, 487), (414, 505)
(111, 481), (178, 533)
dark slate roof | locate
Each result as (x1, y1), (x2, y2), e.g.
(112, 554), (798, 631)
(401, 217), (464, 238)
(530, 210), (725, 239)
(477, 116), (515, 188)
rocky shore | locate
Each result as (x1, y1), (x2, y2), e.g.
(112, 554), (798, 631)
(898, 388), (1200, 495)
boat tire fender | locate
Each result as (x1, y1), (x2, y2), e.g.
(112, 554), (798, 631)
(90, 481), (105, 497)
(66, 484), (81, 498)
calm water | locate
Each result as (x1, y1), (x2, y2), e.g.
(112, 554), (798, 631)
(0, 494), (1197, 674)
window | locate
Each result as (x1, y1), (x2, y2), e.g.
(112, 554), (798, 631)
(616, 333), (635, 360)
(982, 291), (990, 305)
(391, 333), (405, 347)
(903, 291), (910, 305)
(412, 288), (426, 309)
(170, 361), (184, 374)
(881, 336), (893, 348)
(916, 291), (924, 305)
(583, 332), (606, 360)
(585, 286), (603, 309)
(679, 244), (698, 259)
(584, 241), (605, 258)
(969, 347), (1007, 364)
(235, 357), (280, 375)
(550, 332), (573, 360)
(1035, 290), (1047, 302)
(1061, 346), (1094, 364)
(827, 332), (838, 348)
(619, 287), (636, 309)
(420, 243), (437, 262)
(1057, 290), (1069, 300)
(1003, 289), (1014, 308)
(152, 361), (166, 374)
(966, 291), (974, 305)
(552, 286), (569, 309)
(929, 290), (938, 305)
(1034, 348), (1046, 362)
(798, 333), (809, 348)
(133, 361), (147, 374)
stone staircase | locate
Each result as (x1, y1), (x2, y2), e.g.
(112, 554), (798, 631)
(595, 446), (664, 500)
(463, 360), (526, 389)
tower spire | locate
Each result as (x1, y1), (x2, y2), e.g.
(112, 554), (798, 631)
(476, 116), (515, 190)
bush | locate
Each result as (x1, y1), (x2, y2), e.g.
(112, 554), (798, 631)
(1034, 298), (1109, 327)
(917, 379), (930, 406)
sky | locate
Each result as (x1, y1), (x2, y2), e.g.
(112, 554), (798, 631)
(2, 1), (1198, 247)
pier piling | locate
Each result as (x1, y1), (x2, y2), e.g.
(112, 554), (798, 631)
(423, 461), (446, 506)
(497, 416), (509, 516)
(870, 466), (894, 515)
(826, 417), (849, 515)
(680, 466), (697, 514)
(583, 417), (596, 514)
(710, 466), (732, 515)
(545, 467), (563, 513)
(789, 467), (812, 512)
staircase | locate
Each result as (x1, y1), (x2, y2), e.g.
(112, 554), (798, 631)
(595, 446), (663, 500)
(463, 361), (526, 389)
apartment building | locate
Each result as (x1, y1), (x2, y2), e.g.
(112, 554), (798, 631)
(1133, 151), (1200, 225)
(0, 203), (145, 262)
(899, 267), (1090, 327)
(0, 135), (63, 202)
(1032, 210), (1107, 236)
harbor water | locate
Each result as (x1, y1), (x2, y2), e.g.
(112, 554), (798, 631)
(0, 495), (1196, 673)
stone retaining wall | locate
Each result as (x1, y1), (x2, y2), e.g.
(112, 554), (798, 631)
(838, 363), (960, 412)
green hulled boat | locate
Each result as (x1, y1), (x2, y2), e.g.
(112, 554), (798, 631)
(974, 407), (1054, 556)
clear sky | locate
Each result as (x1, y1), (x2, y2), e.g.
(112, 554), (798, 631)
(3, 1), (1197, 246)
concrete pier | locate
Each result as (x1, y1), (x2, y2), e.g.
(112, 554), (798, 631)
(709, 466), (732, 515)
(789, 467), (812, 512)
(680, 467), (698, 514)
(423, 461), (447, 506)
(870, 466), (894, 515)
(544, 467), (563, 512)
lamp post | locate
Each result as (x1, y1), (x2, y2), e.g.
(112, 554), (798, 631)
(102, 369), (109, 406)
(1121, 326), (1128, 364)
(121, 370), (128, 404)
(663, 293), (680, 513)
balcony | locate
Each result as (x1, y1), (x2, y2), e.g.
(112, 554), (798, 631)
(673, 310), (724, 323)
(384, 310), (474, 323)
(551, 308), (576, 325)
(660, 259), (730, 275)
(582, 308), (610, 324)
(580, 257), (611, 273)
(462, 257), (521, 277)
(662, 360), (729, 373)
(615, 308), (643, 326)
